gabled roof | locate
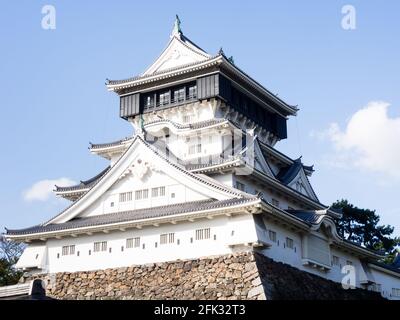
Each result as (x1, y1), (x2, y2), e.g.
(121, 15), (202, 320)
(38, 134), (252, 226)
(276, 158), (319, 202)
(142, 17), (211, 76)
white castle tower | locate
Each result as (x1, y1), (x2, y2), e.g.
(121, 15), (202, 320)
(5, 17), (400, 299)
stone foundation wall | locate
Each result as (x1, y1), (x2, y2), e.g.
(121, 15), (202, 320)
(24, 251), (383, 300)
(29, 252), (264, 300)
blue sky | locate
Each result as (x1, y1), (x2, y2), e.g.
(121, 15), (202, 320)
(0, 1), (399, 236)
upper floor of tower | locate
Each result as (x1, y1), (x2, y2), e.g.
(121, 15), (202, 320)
(106, 16), (298, 145)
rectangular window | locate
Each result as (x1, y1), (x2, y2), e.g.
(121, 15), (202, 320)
(94, 242), (101, 252)
(151, 187), (166, 198)
(126, 237), (140, 249)
(188, 85), (197, 99)
(195, 228), (211, 240)
(285, 237), (294, 249)
(392, 288), (400, 297)
(332, 255), (340, 266)
(159, 91), (170, 106)
(160, 234), (167, 245)
(145, 95), (153, 108)
(159, 186), (165, 196)
(94, 241), (107, 252)
(62, 245), (75, 256)
(135, 190), (142, 200)
(134, 237), (140, 248)
(160, 233), (175, 245)
(268, 230), (277, 242)
(272, 198), (280, 207)
(236, 181), (246, 192)
(174, 88), (185, 103)
(119, 192), (132, 202)
(126, 238), (133, 249)
(135, 189), (148, 200)
(183, 115), (193, 123)
(62, 246), (69, 256)
(151, 187), (159, 197)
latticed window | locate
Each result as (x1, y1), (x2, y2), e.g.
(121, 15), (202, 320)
(195, 228), (211, 240)
(174, 88), (185, 102)
(188, 85), (197, 99)
(160, 233), (175, 245)
(134, 237), (140, 248)
(126, 237), (140, 249)
(332, 256), (340, 266)
(285, 237), (294, 249)
(268, 230), (277, 242)
(62, 245), (75, 256)
(160, 234), (167, 245)
(135, 189), (149, 200)
(94, 242), (101, 252)
(152, 187), (159, 197)
(62, 246), (69, 256)
(159, 91), (170, 106)
(271, 198), (280, 207)
(159, 186), (165, 196)
(392, 288), (400, 297)
(119, 192), (132, 202)
(94, 241), (107, 252)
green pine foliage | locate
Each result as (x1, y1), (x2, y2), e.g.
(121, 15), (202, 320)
(332, 199), (400, 263)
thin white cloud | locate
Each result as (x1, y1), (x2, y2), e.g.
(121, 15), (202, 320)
(312, 101), (400, 178)
(23, 178), (76, 202)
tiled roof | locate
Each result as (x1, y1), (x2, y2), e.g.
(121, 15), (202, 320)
(106, 56), (219, 85)
(90, 137), (133, 150)
(55, 166), (111, 192)
(144, 118), (226, 130)
(286, 209), (324, 224)
(370, 261), (400, 274)
(6, 198), (259, 236)
(276, 159), (303, 184)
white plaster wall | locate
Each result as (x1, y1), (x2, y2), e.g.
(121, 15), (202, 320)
(369, 268), (400, 300)
(233, 176), (303, 210)
(259, 216), (377, 289)
(80, 169), (209, 218)
(44, 214), (258, 273)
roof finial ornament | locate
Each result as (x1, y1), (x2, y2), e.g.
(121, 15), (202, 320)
(218, 47), (225, 56)
(228, 56), (235, 65)
(171, 14), (182, 38)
